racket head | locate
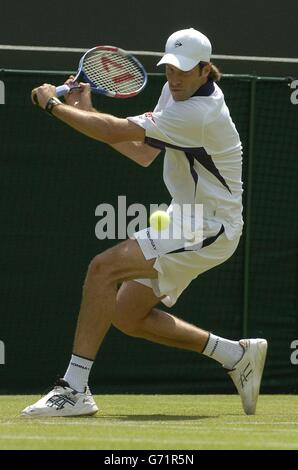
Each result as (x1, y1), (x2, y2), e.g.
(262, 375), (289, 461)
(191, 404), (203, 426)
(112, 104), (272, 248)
(77, 46), (148, 98)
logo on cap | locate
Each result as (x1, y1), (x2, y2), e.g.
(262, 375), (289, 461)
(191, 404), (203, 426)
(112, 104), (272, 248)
(174, 41), (182, 48)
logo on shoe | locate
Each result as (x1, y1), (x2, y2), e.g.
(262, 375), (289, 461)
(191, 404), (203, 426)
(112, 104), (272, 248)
(47, 394), (76, 410)
(239, 363), (253, 388)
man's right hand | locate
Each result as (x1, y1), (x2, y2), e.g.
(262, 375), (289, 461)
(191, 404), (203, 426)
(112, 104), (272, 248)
(63, 76), (94, 111)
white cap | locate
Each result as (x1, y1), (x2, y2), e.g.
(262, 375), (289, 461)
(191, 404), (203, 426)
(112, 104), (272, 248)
(157, 28), (212, 72)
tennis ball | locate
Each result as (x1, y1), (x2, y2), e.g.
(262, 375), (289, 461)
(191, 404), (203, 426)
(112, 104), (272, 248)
(149, 210), (170, 231)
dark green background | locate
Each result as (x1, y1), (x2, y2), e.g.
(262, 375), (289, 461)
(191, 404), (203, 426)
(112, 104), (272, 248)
(0, 71), (297, 393)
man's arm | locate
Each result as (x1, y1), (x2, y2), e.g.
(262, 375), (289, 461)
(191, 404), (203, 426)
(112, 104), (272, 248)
(110, 142), (161, 167)
(51, 101), (144, 144)
(53, 103), (160, 166)
(31, 83), (142, 143)
(32, 83), (161, 167)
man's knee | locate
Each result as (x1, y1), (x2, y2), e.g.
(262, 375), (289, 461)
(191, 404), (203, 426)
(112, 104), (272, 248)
(112, 280), (161, 336)
(86, 240), (136, 281)
(87, 249), (115, 279)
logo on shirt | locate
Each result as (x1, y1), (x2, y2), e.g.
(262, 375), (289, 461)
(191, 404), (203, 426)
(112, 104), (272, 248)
(145, 112), (155, 122)
(175, 41), (182, 48)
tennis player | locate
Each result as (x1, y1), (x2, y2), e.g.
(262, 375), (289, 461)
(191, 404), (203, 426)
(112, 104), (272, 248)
(22, 28), (267, 417)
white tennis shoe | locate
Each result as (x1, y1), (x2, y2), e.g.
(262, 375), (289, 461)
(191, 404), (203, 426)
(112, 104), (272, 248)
(21, 378), (98, 417)
(227, 338), (268, 415)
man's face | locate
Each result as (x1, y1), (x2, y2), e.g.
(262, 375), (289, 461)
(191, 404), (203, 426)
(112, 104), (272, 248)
(166, 64), (205, 101)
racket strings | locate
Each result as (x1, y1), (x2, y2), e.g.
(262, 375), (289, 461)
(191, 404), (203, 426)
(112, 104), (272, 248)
(83, 50), (145, 94)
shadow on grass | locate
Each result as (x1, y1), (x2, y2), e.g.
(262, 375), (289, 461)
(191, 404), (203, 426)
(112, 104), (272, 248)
(100, 414), (216, 421)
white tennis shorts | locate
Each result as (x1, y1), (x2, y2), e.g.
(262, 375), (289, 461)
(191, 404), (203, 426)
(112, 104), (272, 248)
(133, 223), (240, 307)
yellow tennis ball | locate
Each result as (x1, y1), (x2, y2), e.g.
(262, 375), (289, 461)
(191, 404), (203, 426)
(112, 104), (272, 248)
(149, 210), (170, 231)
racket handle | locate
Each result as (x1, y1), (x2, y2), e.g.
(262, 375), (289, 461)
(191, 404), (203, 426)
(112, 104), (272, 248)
(55, 84), (71, 97)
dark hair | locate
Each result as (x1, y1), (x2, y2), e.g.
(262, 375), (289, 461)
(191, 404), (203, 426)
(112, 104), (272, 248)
(199, 62), (222, 82)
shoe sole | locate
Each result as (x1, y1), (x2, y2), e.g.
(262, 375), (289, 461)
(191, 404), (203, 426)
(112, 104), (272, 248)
(21, 406), (99, 418)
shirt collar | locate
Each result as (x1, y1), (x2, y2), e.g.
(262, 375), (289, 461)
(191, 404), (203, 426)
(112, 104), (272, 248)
(192, 77), (215, 97)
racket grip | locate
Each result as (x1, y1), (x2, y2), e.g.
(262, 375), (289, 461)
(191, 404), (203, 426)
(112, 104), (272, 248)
(56, 84), (71, 97)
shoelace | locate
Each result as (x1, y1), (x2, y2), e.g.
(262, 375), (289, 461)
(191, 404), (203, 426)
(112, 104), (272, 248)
(40, 376), (70, 398)
(53, 377), (70, 389)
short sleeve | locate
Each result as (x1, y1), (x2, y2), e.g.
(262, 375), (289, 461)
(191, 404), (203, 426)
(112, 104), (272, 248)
(128, 99), (206, 149)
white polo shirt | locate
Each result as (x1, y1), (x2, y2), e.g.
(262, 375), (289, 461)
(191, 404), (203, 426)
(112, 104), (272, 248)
(128, 80), (243, 240)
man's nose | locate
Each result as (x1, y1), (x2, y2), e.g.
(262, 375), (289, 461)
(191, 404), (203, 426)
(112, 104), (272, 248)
(171, 74), (182, 85)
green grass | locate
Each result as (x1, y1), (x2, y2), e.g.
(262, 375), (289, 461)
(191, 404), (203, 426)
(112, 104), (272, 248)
(0, 395), (297, 450)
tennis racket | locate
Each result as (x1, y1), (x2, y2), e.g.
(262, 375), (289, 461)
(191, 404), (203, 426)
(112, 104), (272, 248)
(33, 45), (147, 103)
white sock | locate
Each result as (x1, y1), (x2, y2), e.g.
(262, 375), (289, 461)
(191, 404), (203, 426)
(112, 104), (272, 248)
(63, 354), (94, 392)
(202, 333), (244, 369)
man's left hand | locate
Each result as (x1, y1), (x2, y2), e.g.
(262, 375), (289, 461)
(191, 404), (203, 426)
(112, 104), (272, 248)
(31, 84), (57, 109)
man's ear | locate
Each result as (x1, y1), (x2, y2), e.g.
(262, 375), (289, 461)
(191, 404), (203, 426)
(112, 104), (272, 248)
(202, 63), (212, 77)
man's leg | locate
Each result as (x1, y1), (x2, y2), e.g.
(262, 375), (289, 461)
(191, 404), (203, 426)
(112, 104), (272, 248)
(113, 280), (267, 416)
(113, 281), (244, 365)
(113, 280), (209, 352)
(71, 239), (158, 360)
(22, 239), (267, 416)
(21, 239), (160, 417)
